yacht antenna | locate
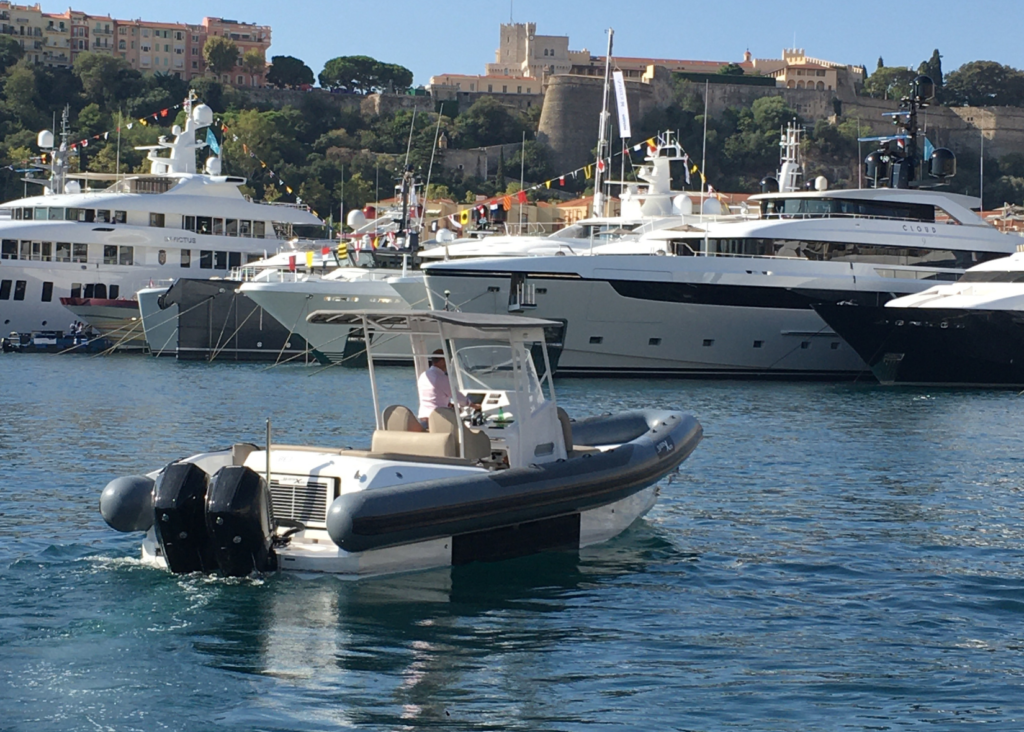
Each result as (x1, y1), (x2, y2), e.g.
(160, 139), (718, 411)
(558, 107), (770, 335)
(592, 28), (613, 219)
(419, 104), (444, 231)
(518, 130), (525, 231)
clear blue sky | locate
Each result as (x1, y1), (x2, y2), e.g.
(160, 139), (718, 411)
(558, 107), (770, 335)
(76, 0), (1021, 86)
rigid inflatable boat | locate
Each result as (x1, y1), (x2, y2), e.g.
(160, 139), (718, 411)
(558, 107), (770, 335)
(100, 310), (702, 578)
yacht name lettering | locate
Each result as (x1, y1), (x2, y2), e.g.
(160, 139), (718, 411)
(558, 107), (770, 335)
(901, 224), (937, 233)
(165, 235), (197, 244)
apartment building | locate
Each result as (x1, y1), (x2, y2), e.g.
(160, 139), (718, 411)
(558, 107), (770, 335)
(0, 2), (270, 85)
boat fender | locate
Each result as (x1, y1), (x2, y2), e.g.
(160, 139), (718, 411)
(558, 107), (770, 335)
(205, 465), (276, 576)
(100, 475), (155, 532)
(152, 461), (216, 574)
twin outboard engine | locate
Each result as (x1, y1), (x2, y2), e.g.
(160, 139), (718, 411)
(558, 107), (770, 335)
(101, 462), (276, 577)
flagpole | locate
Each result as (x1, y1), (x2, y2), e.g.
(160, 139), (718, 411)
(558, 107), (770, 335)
(701, 80), (708, 215)
(115, 108), (122, 185)
(592, 28), (613, 219)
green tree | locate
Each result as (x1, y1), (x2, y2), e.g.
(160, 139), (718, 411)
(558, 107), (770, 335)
(0, 34), (24, 74)
(3, 63), (39, 126)
(918, 49), (943, 89)
(240, 49), (265, 86)
(944, 61), (1024, 106)
(204, 36), (239, 77)
(861, 66), (916, 100)
(718, 63), (745, 76)
(319, 55), (378, 92)
(318, 55), (413, 93)
(266, 55), (314, 88)
(73, 52), (133, 105)
(189, 78), (224, 112)
(495, 147), (506, 185)
(455, 96), (527, 148)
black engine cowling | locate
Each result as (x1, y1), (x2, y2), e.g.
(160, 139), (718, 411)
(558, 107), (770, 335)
(205, 465), (276, 576)
(152, 461), (216, 574)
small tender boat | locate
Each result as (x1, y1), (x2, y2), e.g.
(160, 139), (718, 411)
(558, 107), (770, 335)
(99, 310), (702, 578)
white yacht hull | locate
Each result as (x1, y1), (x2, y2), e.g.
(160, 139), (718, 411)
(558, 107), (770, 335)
(241, 273), (421, 364)
(137, 286), (177, 356)
(418, 255), (964, 378)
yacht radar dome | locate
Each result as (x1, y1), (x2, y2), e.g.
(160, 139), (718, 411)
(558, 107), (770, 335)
(347, 209), (367, 229)
(205, 156), (222, 176)
(760, 176), (780, 193)
(912, 75), (935, 104)
(929, 147), (956, 179)
(671, 194), (693, 215)
(37, 130), (54, 149)
(192, 104), (214, 128)
(814, 176), (828, 191)
(701, 197), (723, 216)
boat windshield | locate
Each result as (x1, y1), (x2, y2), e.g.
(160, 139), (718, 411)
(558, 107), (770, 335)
(552, 222), (640, 242)
(454, 344), (546, 411)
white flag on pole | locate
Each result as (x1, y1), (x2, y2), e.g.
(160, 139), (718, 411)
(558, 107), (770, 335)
(612, 70), (631, 140)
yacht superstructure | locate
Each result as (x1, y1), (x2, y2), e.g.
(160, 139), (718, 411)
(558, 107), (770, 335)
(0, 100), (327, 334)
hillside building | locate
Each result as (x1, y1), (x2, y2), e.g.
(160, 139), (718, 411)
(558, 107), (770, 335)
(0, 2), (270, 85)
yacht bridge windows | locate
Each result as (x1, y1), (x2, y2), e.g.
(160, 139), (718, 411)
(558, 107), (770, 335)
(183, 216), (268, 238)
(759, 197), (936, 222)
(669, 237), (1003, 270)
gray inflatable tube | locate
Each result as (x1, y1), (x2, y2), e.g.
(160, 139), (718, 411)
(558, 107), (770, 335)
(328, 409), (701, 553)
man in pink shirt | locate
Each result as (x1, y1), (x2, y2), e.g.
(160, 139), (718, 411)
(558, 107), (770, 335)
(417, 349), (464, 427)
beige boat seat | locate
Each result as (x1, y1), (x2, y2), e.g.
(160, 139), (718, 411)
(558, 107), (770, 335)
(382, 404), (424, 432)
(430, 407), (492, 462)
(370, 406), (490, 460)
(557, 407), (573, 453)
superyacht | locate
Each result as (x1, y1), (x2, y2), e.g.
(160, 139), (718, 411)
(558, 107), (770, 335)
(0, 100), (327, 334)
(412, 77), (1020, 378)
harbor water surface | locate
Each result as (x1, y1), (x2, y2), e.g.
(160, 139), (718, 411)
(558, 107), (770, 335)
(2, 355), (1023, 730)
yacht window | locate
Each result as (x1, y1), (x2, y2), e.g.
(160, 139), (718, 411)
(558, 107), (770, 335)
(34, 207), (46, 220)
(113, 211), (126, 224)
(225, 219), (238, 236)
(211, 218), (224, 236)
(253, 221), (265, 238)
(19, 241), (30, 259)
(21, 208), (32, 220)
(214, 251), (227, 270)
(95, 210), (110, 223)
(13, 280), (26, 301)
(94, 283), (107, 299)
(72, 243), (88, 263)
(150, 213), (165, 228)
(37, 242), (52, 261)
(246, 253), (261, 264)
(239, 220), (252, 237)
(181, 249), (191, 267)
(118, 246), (133, 266)
(196, 216), (212, 235)
(65, 208), (78, 221)
(1, 240), (16, 259)
(71, 283), (81, 297)
(228, 252), (241, 268)
(0, 280), (10, 299)
(103, 245), (117, 265)
(13, 208), (21, 220)
(272, 221), (289, 239)
(958, 270), (1024, 283)
(78, 209), (95, 223)
(48, 208), (63, 221)
(55, 242), (71, 262)
(183, 215), (196, 231)
(199, 250), (213, 269)
(762, 196), (935, 222)
(109, 284), (119, 298)
(41, 282), (53, 302)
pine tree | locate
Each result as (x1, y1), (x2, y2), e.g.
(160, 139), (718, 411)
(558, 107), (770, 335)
(496, 148), (506, 186)
(877, 56), (884, 70)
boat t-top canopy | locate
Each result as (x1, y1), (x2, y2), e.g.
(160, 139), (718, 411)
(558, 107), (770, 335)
(306, 309), (559, 341)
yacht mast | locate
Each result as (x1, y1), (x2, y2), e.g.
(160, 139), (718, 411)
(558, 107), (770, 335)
(592, 28), (613, 219)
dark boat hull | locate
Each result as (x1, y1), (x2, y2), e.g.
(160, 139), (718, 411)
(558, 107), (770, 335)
(813, 303), (1024, 387)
